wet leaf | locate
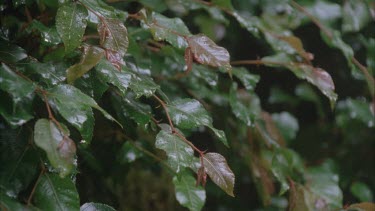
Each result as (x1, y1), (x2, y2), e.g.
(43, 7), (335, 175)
(56, 2), (88, 53)
(0, 192), (39, 211)
(173, 172), (206, 211)
(80, 202), (116, 211)
(80, 0), (128, 24)
(48, 84), (121, 142)
(187, 34), (231, 71)
(95, 59), (131, 95)
(98, 18), (128, 56)
(203, 152), (235, 197)
(147, 12), (191, 49)
(229, 83), (261, 127)
(121, 65), (159, 98)
(342, 0), (371, 32)
(232, 12), (259, 36)
(29, 20), (61, 46)
(0, 63), (35, 103)
(67, 45), (105, 83)
(34, 119), (76, 177)
(0, 38), (27, 63)
(168, 98), (228, 147)
(232, 67), (260, 91)
(155, 130), (194, 173)
(262, 54), (338, 107)
(278, 36), (313, 61)
(272, 112), (299, 142)
(212, 0), (233, 10)
(34, 173), (79, 210)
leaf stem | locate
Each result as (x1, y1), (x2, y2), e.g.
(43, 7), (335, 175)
(26, 162), (45, 205)
(153, 95), (176, 133)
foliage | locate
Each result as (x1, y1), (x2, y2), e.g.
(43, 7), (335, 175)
(0, 0), (374, 210)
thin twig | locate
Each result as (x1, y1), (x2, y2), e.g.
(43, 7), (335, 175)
(153, 95), (176, 133)
(27, 163), (45, 205)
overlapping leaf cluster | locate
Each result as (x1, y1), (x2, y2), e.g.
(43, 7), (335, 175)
(0, 0), (374, 210)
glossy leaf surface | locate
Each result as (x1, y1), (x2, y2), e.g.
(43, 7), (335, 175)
(155, 130), (194, 173)
(81, 202), (116, 211)
(34, 119), (76, 177)
(98, 18), (129, 56)
(203, 152), (235, 197)
(173, 172), (206, 211)
(168, 98), (228, 147)
(33, 173), (79, 211)
(56, 2), (88, 53)
(187, 34), (231, 71)
(67, 45), (104, 83)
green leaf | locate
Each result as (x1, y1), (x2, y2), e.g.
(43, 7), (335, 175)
(155, 130), (194, 173)
(262, 54), (338, 107)
(34, 119), (76, 177)
(28, 20), (61, 46)
(271, 112), (299, 142)
(33, 173), (79, 211)
(146, 12), (191, 49)
(342, 0), (371, 32)
(229, 83), (261, 127)
(80, 202), (116, 211)
(48, 84), (121, 142)
(336, 98), (374, 128)
(67, 45), (105, 83)
(203, 152), (235, 197)
(0, 38), (27, 63)
(232, 67), (260, 91)
(232, 12), (259, 36)
(98, 18), (128, 56)
(122, 66), (159, 98)
(0, 129), (39, 197)
(0, 192), (39, 211)
(350, 182), (374, 202)
(56, 2), (88, 53)
(0, 92), (34, 127)
(79, 0), (128, 24)
(173, 172), (206, 211)
(0, 63), (35, 103)
(306, 164), (343, 208)
(95, 59), (131, 95)
(187, 34), (231, 72)
(167, 98), (228, 147)
(21, 61), (66, 86)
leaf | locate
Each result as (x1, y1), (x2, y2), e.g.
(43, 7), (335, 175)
(187, 34), (231, 72)
(28, 20), (61, 46)
(350, 182), (374, 202)
(229, 83), (261, 127)
(21, 60), (66, 86)
(232, 12), (259, 36)
(95, 59), (131, 95)
(271, 112), (299, 142)
(232, 67), (260, 91)
(0, 63), (35, 103)
(203, 152), (235, 196)
(342, 0), (371, 32)
(278, 36), (313, 61)
(173, 172), (206, 211)
(0, 38), (27, 63)
(48, 84), (121, 143)
(147, 12), (191, 49)
(80, 202), (116, 211)
(34, 119), (76, 177)
(33, 173), (80, 211)
(98, 18), (129, 56)
(67, 45), (105, 83)
(262, 54), (338, 107)
(347, 203), (375, 211)
(306, 164), (343, 208)
(212, 0), (233, 10)
(336, 98), (374, 128)
(155, 130), (194, 173)
(0, 192), (39, 211)
(0, 129), (39, 197)
(0, 91), (34, 128)
(79, 0), (128, 24)
(167, 98), (228, 147)
(56, 2), (88, 53)
(122, 65), (159, 98)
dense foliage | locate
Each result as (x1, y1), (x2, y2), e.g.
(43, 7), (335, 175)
(0, 0), (374, 210)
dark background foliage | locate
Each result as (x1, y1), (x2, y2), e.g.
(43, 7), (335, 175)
(0, 0), (374, 210)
